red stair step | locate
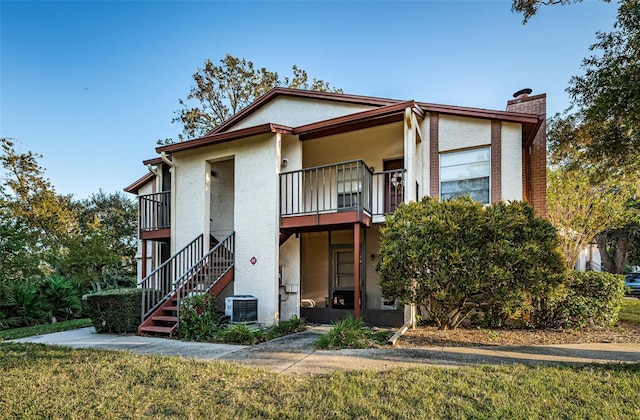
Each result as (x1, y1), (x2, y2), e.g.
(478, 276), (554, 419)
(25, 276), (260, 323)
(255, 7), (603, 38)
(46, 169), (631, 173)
(139, 325), (176, 334)
(152, 315), (178, 322)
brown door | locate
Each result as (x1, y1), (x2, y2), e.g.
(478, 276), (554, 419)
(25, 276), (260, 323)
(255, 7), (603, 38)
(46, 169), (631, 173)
(384, 159), (404, 213)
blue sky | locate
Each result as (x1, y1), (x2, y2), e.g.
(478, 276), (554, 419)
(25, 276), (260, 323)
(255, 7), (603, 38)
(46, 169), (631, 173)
(1, 0), (619, 199)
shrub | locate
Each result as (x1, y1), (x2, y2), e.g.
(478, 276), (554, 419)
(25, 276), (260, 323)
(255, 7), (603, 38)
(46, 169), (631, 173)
(219, 323), (257, 345)
(179, 294), (223, 342)
(179, 296), (307, 344)
(534, 271), (626, 329)
(315, 315), (389, 349)
(3, 283), (47, 327)
(268, 315), (307, 339)
(39, 276), (82, 323)
(377, 197), (565, 330)
(83, 288), (142, 333)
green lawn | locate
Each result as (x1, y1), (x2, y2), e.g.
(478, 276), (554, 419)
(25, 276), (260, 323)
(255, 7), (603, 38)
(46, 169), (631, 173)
(0, 318), (92, 341)
(1, 343), (639, 419)
(619, 298), (640, 324)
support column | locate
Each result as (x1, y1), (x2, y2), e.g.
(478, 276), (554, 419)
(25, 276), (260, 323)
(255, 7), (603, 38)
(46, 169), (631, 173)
(353, 223), (361, 319)
(141, 240), (147, 279)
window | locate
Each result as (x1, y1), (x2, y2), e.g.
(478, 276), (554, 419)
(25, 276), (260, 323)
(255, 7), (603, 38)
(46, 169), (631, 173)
(440, 147), (490, 204)
(337, 167), (362, 209)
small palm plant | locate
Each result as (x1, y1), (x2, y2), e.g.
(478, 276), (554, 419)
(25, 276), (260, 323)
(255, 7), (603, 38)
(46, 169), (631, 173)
(39, 276), (82, 323)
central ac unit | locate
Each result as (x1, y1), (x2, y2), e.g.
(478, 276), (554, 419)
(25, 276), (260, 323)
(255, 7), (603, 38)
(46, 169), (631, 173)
(225, 295), (258, 323)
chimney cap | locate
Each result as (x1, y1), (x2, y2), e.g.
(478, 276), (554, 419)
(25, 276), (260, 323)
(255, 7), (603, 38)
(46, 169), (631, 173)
(513, 88), (533, 98)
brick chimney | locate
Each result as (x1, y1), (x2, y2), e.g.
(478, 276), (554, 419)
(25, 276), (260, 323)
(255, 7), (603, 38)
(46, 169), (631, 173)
(507, 89), (547, 217)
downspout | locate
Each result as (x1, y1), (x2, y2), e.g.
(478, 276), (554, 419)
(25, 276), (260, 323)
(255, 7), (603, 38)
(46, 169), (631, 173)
(160, 151), (174, 169)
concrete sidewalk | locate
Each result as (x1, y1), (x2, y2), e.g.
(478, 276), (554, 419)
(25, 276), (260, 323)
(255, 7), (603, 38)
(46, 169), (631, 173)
(11, 326), (640, 374)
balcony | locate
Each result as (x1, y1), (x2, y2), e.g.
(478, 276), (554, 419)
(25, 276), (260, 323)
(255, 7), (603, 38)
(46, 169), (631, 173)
(280, 160), (405, 231)
(139, 191), (171, 240)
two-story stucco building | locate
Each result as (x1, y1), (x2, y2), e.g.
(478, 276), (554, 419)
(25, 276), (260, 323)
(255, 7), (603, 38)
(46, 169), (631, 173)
(125, 87), (547, 335)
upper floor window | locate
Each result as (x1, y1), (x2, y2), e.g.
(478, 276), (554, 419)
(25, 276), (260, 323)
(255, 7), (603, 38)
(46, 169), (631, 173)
(440, 147), (490, 204)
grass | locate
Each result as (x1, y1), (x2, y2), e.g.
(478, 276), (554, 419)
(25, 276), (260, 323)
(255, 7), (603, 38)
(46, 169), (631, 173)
(0, 343), (639, 419)
(619, 298), (640, 324)
(0, 318), (92, 341)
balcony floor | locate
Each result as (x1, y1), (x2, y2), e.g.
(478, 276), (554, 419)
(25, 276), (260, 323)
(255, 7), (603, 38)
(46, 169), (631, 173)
(140, 228), (171, 240)
(280, 210), (371, 233)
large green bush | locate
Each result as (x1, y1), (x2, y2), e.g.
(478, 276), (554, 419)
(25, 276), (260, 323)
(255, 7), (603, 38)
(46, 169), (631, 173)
(377, 197), (566, 329)
(83, 288), (142, 333)
(534, 271), (626, 329)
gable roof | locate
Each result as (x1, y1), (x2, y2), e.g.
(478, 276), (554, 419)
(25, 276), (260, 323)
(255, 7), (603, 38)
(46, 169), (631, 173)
(124, 172), (155, 194)
(208, 87), (402, 135)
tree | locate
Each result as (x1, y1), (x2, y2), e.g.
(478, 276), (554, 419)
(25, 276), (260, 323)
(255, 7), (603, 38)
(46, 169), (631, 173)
(512, 0), (611, 24)
(377, 198), (565, 329)
(0, 138), (78, 268)
(547, 166), (639, 270)
(0, 206), (42, 284)
(59, 191), (137, 291)
(171, 54), (342, 141)
(514, 0), (639, 170)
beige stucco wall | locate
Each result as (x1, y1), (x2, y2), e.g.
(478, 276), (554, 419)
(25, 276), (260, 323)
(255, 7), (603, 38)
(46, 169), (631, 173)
(438, 115), (491, 152)
(279, 235), (300, 320)
(303, 122), (404, 170)
(364, 226), (384, 310)
(229, 97), (376, 131)
(501, 122), (523, 201)
(301, 232), (329, 307)
(172, 133), (280, 325)
(209, 159), (234, 240)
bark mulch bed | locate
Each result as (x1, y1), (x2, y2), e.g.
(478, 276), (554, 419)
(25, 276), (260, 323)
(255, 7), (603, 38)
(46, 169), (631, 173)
(397, 322), (640, 348)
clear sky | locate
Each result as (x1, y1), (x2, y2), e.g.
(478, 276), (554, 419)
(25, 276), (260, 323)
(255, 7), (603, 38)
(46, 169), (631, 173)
(1, 0), (619, 199)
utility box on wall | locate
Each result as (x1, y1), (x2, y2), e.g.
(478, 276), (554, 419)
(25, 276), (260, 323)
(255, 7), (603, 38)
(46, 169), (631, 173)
(225, 295), (258, 323)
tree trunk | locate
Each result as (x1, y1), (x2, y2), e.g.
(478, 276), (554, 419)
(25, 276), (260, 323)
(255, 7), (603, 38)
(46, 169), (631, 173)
(597, 232), (613, 272)
(613, 234), (629, 274)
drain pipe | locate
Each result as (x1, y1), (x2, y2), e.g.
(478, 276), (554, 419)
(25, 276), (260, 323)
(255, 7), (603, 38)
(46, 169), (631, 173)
(160, 151), (173, 169)
(147, 164), (159, 176)
(387, 321), (412, 346)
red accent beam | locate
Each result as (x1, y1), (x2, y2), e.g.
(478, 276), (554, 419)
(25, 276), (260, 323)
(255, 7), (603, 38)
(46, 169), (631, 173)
(354, 223), (361, 319)
(280, 211), (371, 231)
(140, 228), (171, 240)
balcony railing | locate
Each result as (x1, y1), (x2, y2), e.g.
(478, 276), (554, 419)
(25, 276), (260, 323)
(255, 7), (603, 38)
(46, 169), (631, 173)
(280, 160), (406, 223)
(139, 191), (171, 232)
(371, 169), (406, 216)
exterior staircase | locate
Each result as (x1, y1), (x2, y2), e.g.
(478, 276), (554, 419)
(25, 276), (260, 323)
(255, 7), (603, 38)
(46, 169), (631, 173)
(137, 232), (235, 336)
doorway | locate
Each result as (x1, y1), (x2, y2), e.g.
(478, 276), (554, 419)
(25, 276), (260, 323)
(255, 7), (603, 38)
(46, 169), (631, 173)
(384, 158), (404, 214)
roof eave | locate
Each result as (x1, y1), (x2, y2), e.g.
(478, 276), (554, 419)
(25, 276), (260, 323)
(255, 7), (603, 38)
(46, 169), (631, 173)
(156, 123), (294, 154)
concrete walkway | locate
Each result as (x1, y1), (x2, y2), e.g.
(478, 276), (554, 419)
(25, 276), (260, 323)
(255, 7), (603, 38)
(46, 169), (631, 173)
(11, 327), (640, 374)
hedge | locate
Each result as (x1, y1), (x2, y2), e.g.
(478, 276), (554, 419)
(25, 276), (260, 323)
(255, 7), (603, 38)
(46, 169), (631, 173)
(534, 271), (626, 329)
(82, 288), (143, 333)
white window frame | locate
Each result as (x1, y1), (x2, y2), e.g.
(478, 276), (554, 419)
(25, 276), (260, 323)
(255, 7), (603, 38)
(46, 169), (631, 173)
(439, 146), (491, 204)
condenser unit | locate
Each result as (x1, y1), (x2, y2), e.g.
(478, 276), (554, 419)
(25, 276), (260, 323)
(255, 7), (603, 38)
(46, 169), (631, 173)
(224, 295), (258, 323)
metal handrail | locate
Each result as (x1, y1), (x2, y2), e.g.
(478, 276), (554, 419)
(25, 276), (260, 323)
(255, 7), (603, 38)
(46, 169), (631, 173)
(174, 232), (235, 322)
(280, 160), (406, 220)
(280, 160), (373, 218)
(139, 191), (171, 231)
(139, 234), (204, 321)
(371, 169), (406, 216)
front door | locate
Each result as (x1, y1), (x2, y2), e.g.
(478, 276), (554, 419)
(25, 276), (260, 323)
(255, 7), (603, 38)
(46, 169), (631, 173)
(384, 159), (404, 214)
